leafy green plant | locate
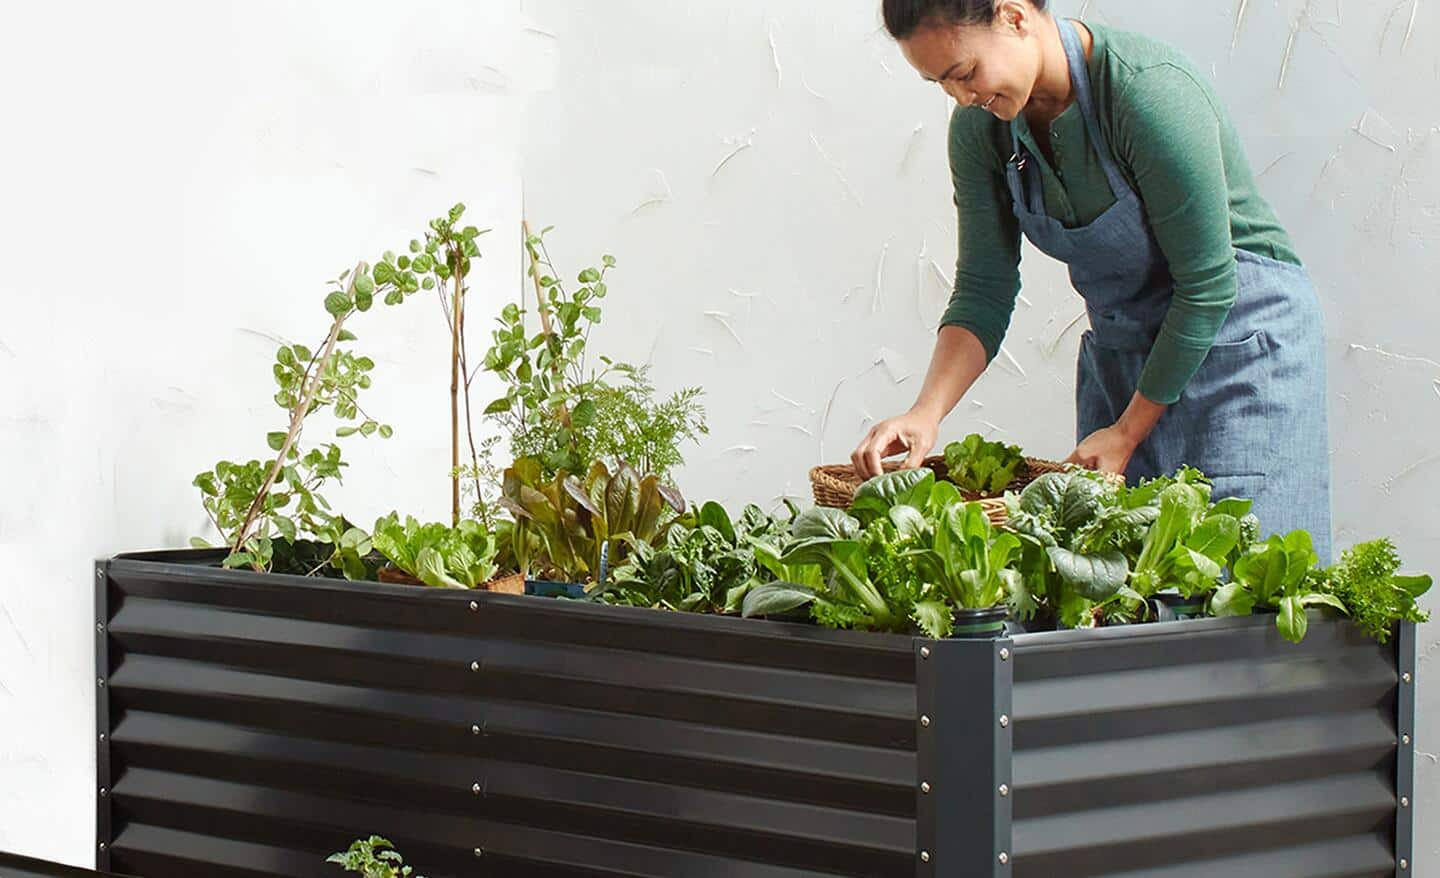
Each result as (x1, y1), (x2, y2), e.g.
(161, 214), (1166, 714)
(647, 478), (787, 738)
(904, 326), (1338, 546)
(500, 457), (685, 584)
(603, 502), (792, 613)
(744, 469), (1024, 637)
(327, 836), (424, 878)
(482, 225), (706, 482)
(1005, 471), (1134, 626)
(942, 433), (1025, 495)
(371, 513), (499, 589)
(1210, 530), (1346, 642)
(1320, 538), (1431, 643)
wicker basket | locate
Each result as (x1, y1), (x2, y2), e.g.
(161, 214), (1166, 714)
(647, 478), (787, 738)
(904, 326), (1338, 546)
(808, 455), (1089, 527)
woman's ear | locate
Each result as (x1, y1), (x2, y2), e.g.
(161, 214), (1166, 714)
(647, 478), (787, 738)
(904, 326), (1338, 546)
(995, 0), (1032, 35)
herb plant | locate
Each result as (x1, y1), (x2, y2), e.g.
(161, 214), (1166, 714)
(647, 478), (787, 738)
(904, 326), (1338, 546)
(942, 433), (1025, 495)
(1320, 538), (1431, 642)
(327, 836), (425, 878)
(482, 225), (706, 481)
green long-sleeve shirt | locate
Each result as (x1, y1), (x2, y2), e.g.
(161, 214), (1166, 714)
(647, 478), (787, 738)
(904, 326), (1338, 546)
(943, 20), (1300, 404)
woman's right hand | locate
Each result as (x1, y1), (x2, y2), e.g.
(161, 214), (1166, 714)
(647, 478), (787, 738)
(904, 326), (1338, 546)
(851, 410), (940, 480)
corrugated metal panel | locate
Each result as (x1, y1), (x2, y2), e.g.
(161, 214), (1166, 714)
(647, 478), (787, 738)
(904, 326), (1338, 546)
(1008, 617), (1407, 878)
(98, 553), (921, 878)
(0, 850), (135, 878)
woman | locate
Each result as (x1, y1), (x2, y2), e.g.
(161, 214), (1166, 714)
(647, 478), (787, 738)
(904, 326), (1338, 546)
(852, 0), (1332, 561)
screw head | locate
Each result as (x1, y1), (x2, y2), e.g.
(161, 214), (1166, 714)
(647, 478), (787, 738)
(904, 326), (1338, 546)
(469, 600), (479, 611)
(1403, 735), (1412, 745)
(998, 851), (1010, 865)
(98, 843), (106, 851)
(97, 678), (105, 688)
(97, 570), (104, 580)
(920, 781), (931, 794)
(999, 647), (1010, 661)
(1403, 672), (1413, 683)
(999, 714), (1010, 728)
(1402, 796), (1411, 807)
(96, 623), (105, 633)
(470, 660), (481, 672)
(920, 715), (931, 727)
(99, 788), (108, 797)
(920, 851), (930, 863)
(1400, 858), (1409, 870)
(920, 646), (931, 659)
(474, 848), (484, 858)
(471, 724), (481, 735)
(99, 733), (107, 742)
(472, 783), (481, 795)
(998, 784), (1010, 797)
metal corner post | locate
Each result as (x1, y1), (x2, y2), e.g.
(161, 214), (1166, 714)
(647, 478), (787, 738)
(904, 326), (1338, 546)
(94, 561), (114, 872)
(915, 636), (1014, 877)
(1396, 620), (1417, 876)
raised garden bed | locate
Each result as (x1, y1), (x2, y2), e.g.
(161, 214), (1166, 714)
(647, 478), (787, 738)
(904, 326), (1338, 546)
(94, 551), (1416, 877)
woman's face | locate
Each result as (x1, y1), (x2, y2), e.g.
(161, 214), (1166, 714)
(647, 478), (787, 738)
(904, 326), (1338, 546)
(896, 5), (1043, 121)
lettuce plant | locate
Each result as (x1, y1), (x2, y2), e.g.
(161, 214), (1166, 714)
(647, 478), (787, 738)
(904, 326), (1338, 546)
(942, 433), (1025, 495)
(1210, 530), (1346, 642)
(371, 513), (499, 589)
(327, 836), (424, 878)
(501, 457), (684, 583)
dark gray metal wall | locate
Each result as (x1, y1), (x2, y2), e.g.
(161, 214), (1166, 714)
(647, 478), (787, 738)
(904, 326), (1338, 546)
(1007, 617), (1414, 878)
(96, 554), (921, 878)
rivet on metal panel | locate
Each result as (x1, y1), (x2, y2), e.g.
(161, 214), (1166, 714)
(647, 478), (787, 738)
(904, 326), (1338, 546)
(1403, 735), (1412, 745)
(999, 784), (1010, 796)
(469, 601), (479, 612)
(1403, 672), (1413, 683)
(471, 724), (481, 736)
(99, 734), (107, 742)
(921, 646), (931, 659)
(97, 678), (105, 688)
(920, 781), (931, 794)
(920, 714), (931, 727)
(999, 647), (1010, 660)
(920, 851), (931, 863)
(999, 714), (1010, 728)
(470, 660), (481, 672)
(99, 788), (108, 797)
(97, 570), (104, 580)
(1400, 859), (1409, 870)
(474, 848), (484, 858)
(1402, 796), (1411, 807)
(98, 844), (106, 851)
(998, 852), (1010, 865)
(472, 783), (481, 795)
(97, 622), (105, 633)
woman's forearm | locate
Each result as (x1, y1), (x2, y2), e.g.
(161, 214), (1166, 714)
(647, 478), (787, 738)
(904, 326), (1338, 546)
(909, 325), (990, 422)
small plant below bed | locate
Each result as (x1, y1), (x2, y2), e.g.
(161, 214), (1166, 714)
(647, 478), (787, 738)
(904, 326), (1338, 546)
(327, 835), (425, 878)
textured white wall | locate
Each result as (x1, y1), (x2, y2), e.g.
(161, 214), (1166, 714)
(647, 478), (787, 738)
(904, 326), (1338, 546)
(1, 0), (1436, 870)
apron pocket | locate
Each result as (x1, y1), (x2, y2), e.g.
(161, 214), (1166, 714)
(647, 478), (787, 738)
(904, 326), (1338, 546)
(1175, 330), (1273, 478)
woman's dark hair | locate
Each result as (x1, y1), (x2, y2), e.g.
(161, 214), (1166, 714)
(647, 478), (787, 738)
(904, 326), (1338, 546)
(882, 0), (1048, 40)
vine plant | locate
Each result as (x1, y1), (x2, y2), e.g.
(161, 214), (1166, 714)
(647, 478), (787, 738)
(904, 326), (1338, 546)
(193, 205), (487, 574)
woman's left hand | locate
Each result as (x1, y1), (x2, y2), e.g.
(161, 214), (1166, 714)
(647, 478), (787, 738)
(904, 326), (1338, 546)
(1067, 424), (1139, 475)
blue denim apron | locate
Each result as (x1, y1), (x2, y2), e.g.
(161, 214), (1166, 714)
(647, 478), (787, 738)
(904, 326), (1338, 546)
(1003, 18), (1333, 562)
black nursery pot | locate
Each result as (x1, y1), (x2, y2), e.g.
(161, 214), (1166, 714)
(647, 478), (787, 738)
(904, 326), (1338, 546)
(1149, 591), (1208, 622)
(951, 605), (1010, 639)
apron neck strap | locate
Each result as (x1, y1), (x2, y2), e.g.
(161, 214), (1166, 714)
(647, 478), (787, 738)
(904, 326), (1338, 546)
(1057, 18), (1130, 198)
